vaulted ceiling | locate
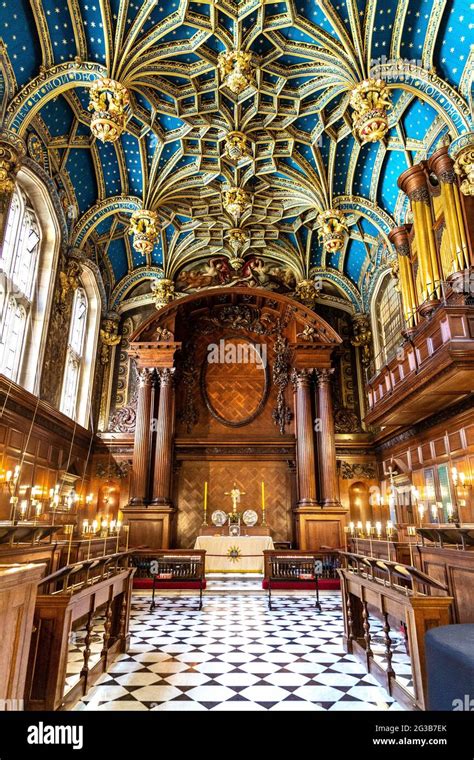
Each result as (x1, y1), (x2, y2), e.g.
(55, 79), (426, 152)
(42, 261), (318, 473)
(0, 0), (472, 312)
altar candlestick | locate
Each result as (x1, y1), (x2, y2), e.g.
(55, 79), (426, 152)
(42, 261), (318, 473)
(261, 481), (266, 525)
(203, 481), (208, 525)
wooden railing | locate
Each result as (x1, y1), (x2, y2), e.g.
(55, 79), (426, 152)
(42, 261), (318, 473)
(263, 549), (340, 583)
(24, 552), (135, 711)
(338, 551), (453, 710)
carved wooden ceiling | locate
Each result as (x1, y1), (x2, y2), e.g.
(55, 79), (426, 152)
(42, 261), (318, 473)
(0, 0), (472, 313)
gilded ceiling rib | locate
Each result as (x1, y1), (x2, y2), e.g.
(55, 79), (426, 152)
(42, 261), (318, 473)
(28, 0), (54, 69)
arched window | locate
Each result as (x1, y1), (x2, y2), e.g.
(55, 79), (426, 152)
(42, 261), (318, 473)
(60, 288), (88, 420)
(0, 187), (41, 382)
(372, 272), (404, 369)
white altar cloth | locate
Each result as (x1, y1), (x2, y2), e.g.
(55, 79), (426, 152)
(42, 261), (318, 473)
(194, 535), (274, 573)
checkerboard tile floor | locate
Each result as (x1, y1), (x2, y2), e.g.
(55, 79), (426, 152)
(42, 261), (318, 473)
(74, 587), (406, 712)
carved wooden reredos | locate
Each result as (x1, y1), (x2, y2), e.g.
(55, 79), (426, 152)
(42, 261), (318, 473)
(125, 288), (343, 548)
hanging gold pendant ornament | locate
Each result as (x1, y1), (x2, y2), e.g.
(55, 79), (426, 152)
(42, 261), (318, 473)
(350, 78), (392, 144)
(128, 209), (159, 255)
(449, 133), (474, 197)
(224, 131), (251, 161)
(0, 131), (26, 195)
(317, 209), (348, 252)
(295, 279), (319, 304)
(88, 78), (130, 143)
(222, 187), (251, 219)
(217, 50), (255, 94)
(151, 279), (175, 310)
(227, 228), (248, 271)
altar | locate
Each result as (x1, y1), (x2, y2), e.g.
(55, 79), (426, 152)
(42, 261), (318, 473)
(194, 535), (274, 573)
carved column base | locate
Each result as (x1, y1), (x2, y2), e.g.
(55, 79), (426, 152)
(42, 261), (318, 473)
(293, 504), (348, 551)
(121, 505), (176, 549)
(319, 499), (342, 509)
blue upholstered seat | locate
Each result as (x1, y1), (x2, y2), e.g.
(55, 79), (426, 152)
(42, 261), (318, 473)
(425, 625), (474, 711)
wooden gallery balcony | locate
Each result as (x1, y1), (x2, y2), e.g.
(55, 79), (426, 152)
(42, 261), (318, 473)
(365, 303), (474, 427)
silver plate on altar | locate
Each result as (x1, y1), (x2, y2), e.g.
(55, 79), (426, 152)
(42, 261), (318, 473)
(242, 509), (258, 527)
(211, 510), (227, 527)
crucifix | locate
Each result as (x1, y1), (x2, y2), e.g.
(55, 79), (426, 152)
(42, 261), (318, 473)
(225, 483), (246, 514)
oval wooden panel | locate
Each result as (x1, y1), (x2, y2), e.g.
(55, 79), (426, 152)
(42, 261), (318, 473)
(201, 336), (269, 426)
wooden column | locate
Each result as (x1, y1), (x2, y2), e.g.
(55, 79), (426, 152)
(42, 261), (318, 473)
(292, 368), (318, 507)
(315, 368), (340, 507)
(130, 367), (154, 505)
(151, 367), (175, 505)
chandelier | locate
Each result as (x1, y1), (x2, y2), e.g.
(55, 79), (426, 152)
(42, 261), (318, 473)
(129, 209), (159, 255)
(224, 131), (251, 161)
(350, 78), (392, 144)
(222, 187), (251, 219)
(151, 278), (175, 310)
(317, 209), (348, 252)
(218, 50), (255, 94)
(88, 78), (130, 143)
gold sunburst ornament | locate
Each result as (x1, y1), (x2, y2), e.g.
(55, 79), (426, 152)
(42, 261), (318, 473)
(350, 78), (392, 144)
(218, 50), (255, 94)
(129, 209), (159, 254)
(222, 187), (251, 219)
(88, 78), (130, 143)
(317, 209), (348, 252)
(226, 545), (242, 563)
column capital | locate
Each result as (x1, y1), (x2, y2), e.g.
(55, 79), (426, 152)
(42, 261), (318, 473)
(0, 130), (26, 195)
(314, 368), (334, 386)
(157, 367), (176, 387)
(137, 367), (154, 387)
(291, 367), (313, 389)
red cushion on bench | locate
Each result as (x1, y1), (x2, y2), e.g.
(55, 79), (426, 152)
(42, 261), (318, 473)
(133, 579), (206, 590)
(262, 579), (340, 591)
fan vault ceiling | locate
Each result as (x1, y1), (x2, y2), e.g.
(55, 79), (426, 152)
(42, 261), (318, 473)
(0, 0), (472, 312)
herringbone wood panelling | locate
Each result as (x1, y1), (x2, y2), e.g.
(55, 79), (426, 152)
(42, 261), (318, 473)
(175, 460), (293, 548)
(205, 342), (266, 422)
(175, 329), (294, 438)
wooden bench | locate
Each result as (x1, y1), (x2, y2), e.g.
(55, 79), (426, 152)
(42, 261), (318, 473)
(268, 555), (322, 611)
(150, 554), (205, 611)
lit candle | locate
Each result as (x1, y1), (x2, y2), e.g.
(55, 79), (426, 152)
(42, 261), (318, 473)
(357, 521), (363, 536)
(375, 521), (382, 538)
(92, 519), (98, 533)
(431, 504), (438, 522)
(20, 500), (28, 518)
(418, 502), (425, 525)
(82, 519), (89, 534)
(459, 472), (466, 486)
(365, 521), (372, 537)
(446, 503), (453, 521)
(386, 520), (393, 538)
(349, 521), (355, 536)
(261, 481), (266, 525)
(35, 503), (41, 517)
(203, 481), (208, 525)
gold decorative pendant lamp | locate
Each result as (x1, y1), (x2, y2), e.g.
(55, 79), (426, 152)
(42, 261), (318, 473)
(350, 78), (392, 144)
(218, 50), (255, 94)
(88, 78), (130, 143)
(128, 209), (159, 255)
(317, 209), (348, 252)
(222, 187), (251, 219)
